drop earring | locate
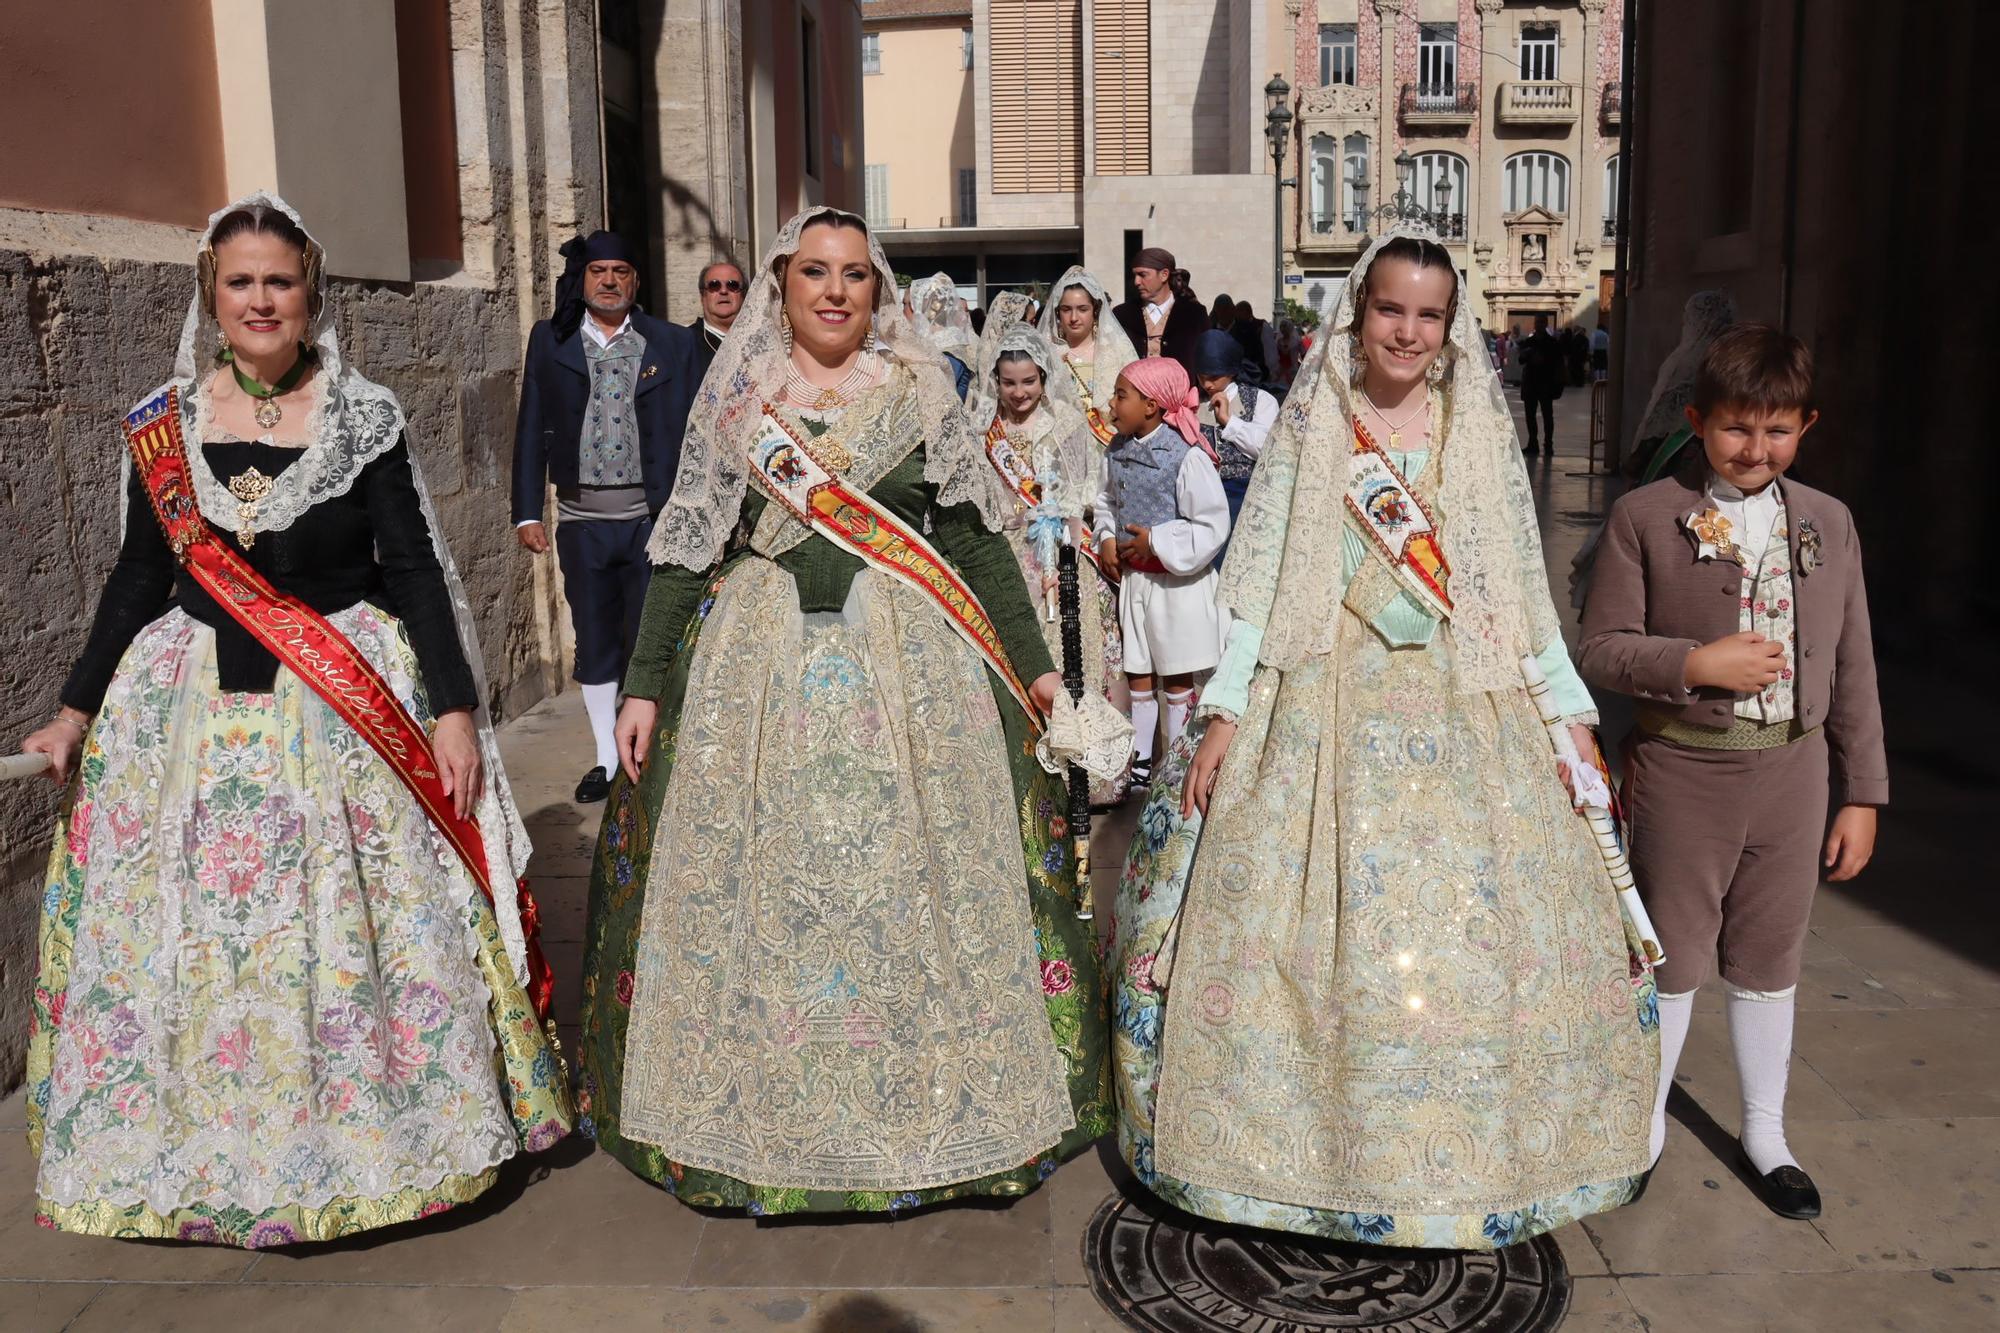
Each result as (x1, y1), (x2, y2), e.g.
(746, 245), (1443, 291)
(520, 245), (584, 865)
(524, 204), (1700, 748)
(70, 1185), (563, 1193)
(781, 306), (794, 352)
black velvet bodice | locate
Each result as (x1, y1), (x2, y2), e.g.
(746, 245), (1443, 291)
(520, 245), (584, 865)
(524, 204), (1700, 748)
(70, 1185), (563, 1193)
(61, 437), (477, 714)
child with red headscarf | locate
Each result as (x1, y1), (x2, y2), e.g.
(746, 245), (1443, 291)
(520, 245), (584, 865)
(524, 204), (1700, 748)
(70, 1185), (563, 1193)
(1094, 356), (1231, 784)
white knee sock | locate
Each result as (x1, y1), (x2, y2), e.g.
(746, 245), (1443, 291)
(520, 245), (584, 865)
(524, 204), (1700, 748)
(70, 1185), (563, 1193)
(1162, 688), (1194, 750)
(1129, 689), (1159, 763)
(1727, 983), (1800, 1174)
(1651, 988), (1697, 1167)
(581, 681), (620, 775)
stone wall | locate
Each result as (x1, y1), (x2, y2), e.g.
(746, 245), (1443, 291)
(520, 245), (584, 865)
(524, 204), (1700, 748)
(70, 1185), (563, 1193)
(0, 0), (605, 1094)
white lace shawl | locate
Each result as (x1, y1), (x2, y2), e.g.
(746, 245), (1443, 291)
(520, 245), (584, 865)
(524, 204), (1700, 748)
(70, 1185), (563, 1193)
(1215, 227), (1561, 694)
(1036, 266), (1139, 413)
(128, 191), (534, 984)
(647, 208), (1008, 571)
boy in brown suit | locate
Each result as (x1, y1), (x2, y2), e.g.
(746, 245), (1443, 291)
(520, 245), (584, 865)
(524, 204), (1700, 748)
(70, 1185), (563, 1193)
(1579, 325), (1886, 1220)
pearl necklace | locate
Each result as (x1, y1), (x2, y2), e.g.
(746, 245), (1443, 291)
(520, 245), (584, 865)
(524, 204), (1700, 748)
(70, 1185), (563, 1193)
(782, 354), (875, 411)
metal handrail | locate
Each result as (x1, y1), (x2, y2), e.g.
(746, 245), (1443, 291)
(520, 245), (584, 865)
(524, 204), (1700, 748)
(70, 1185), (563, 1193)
(1399, 81), (1479, 118)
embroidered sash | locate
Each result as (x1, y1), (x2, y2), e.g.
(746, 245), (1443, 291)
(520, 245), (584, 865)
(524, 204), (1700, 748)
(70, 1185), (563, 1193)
(1344, 418), (1453, 619)
(123, 388), (554, 1019)
(747, 405), (1045, 727)
(983, 416), (1043, 510)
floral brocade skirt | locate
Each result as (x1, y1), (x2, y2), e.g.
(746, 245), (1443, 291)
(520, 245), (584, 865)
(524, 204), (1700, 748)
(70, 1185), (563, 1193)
(1111, 615), (1658, 1249)
(25, 607), (571, 1248)
(577, 558), (1112, 1215)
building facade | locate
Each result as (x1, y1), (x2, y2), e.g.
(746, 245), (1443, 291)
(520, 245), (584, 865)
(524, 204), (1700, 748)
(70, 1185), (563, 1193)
(606, 0), (866, 324)
(863, 0), (1276, 314)
(1279, 0), (1622, 336)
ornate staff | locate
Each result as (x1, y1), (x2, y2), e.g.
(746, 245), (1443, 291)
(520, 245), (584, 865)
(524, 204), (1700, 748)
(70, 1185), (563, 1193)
(1520, 654), (1665, 967)
(1057, 543), (1094, 921)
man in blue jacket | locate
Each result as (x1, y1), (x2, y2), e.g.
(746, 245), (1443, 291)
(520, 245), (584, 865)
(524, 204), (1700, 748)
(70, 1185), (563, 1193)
(512, 230), (697, 802)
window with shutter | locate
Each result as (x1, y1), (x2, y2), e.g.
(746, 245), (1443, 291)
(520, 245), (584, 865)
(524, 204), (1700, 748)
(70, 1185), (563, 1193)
(864, 164), (891, 226)
(1092, 0), (1149, 175)
(991, 0), (1084, 193)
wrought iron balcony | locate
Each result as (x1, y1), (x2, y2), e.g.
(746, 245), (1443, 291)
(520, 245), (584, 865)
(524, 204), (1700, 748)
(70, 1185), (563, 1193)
(1498, 81), (1578, 126)
(1601, 82), (1623, 126)
(1399, 81), (1478, 128)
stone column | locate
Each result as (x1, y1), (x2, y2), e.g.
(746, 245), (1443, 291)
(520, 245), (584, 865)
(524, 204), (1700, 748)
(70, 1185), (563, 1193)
(648, 0), (753, 325)
(1574, 0), (1606, 281)
(1473, 0), (1503, 322)
(1374, 0), (1403, 204)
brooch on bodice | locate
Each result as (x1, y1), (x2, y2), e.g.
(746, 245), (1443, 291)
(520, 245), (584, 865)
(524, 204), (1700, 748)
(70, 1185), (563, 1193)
(227, 467), (274, 548)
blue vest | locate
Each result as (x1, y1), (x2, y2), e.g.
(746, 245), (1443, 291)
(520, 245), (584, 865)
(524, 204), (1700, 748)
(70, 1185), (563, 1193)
(1105, 425), (1191, 529)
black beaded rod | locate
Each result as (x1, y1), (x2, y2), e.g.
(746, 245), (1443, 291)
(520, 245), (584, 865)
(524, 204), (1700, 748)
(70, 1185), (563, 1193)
(1056, 542), (1093, 920)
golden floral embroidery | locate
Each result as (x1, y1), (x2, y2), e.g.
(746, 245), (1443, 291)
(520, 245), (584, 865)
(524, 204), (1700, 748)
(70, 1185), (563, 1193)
(618, 561), (1074, 1190)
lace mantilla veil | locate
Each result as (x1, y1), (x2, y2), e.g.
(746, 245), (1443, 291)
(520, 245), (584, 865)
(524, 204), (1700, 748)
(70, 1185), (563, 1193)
(1632, 289), (1737, 445)
(1036, 266), (1139, 411)
(130, 191), (535, 984)
(905, 271), (978, 361)
(1216, 225), (1560, 694)
(648, 207), (1008, 572)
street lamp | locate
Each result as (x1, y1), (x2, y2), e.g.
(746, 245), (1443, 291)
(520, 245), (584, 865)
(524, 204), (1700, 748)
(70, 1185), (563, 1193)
(1435, 179), (1453, 236)
(1263, 73), (1293, 322)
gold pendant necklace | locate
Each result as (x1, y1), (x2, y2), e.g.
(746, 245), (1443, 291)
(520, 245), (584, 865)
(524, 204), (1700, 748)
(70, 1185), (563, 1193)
(227, 467), (274, 549)
(1360, 385), (1430, 449)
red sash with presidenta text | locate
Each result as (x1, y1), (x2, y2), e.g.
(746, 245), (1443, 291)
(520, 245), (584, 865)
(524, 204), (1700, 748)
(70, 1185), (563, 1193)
(122, 388), (554, 1020)
(748, 404), (1046, 729)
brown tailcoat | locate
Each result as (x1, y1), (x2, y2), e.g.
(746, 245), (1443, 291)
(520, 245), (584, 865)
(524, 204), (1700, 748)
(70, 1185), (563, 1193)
(1577, 465), (1888, 807)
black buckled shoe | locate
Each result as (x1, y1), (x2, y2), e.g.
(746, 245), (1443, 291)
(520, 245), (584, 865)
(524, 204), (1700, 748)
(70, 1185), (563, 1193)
(574, 765), (611, 804)
(1737, 1147), (1822, 1219)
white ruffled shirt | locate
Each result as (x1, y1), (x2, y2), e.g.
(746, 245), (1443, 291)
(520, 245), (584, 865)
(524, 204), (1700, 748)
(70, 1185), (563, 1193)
(1212, 383), (1279, 458)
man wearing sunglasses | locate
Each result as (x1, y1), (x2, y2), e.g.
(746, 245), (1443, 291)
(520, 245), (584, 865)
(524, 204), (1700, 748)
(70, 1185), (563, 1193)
(512, 230), (698, 803)
(690, 259), (745, 378)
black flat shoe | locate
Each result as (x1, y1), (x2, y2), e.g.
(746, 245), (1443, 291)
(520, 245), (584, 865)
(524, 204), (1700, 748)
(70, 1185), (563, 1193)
(1628, 1164), (1656, 1205)
(574, 765), (611, 804)
(1737, 1147), (1821, 1219)
(1128, 757), (1153, 789)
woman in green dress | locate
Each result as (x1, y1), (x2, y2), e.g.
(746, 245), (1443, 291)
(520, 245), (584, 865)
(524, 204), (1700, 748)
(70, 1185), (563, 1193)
(575, 207), (1111, 1215)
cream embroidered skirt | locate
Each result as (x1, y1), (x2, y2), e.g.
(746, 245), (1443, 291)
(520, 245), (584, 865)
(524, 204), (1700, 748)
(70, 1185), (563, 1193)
(1114, 611), (1658, 1247)
(587, 560), (1109, 1208)
(26, 607), (570, 1248)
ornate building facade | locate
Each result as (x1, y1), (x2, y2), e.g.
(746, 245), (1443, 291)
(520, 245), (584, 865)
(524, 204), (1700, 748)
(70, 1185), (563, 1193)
(1279, 0), (1623, 334)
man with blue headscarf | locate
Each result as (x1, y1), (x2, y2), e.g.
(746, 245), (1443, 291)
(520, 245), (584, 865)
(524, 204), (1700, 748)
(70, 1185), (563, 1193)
(512, 230), (698, 802)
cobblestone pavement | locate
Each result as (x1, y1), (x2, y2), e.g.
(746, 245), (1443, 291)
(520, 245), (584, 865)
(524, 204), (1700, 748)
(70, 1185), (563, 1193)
(4, 389), (1995, 1331)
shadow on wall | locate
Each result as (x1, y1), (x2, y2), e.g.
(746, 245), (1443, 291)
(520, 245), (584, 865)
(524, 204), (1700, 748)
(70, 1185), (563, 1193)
(1191, 1), (1232, 175)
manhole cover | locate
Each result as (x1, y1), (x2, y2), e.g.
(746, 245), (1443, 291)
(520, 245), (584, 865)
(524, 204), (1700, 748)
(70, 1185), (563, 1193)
(1083, 1192), (1571, 1333)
